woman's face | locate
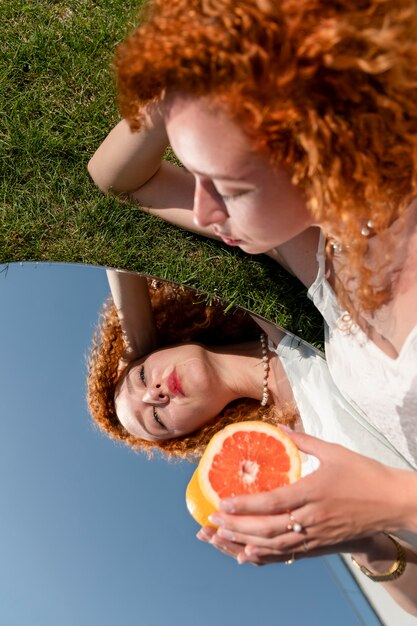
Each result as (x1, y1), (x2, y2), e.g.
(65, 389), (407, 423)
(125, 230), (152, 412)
(115, 343), (233, 441)
(164, 95), (314, 254)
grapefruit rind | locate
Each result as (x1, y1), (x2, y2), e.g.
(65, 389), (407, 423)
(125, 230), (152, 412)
(185, 468), (216, 528)
(198, 421), (301, 510)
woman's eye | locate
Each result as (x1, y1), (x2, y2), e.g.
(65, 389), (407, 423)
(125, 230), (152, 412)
(139, 364), (166, 430)
(153, 407), (166, 430)
(219, 190), (248, 203)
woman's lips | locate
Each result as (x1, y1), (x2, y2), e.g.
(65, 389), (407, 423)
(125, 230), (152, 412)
(219, 234), (243, 246)
(166, 369), (185, 396)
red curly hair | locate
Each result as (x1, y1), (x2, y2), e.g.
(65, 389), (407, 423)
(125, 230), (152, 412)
(86, 279), (297, 460)
(116, 0), (417, 313)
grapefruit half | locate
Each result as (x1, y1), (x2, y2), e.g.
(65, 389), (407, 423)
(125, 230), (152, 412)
(186, 421), (301, 527)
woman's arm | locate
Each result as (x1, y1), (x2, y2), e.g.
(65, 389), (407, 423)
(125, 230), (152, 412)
(87, 113), (169, 194)
(350, 534), (417, 617)
(106, 269), (158, 364)
(87, 111), (214, 239)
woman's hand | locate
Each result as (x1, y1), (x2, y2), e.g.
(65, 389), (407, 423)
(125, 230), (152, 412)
(203, 431), (412, 559)
(197, 525), (376, 566)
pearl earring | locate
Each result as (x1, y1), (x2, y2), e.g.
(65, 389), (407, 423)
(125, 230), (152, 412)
(361, 219), (375, 237)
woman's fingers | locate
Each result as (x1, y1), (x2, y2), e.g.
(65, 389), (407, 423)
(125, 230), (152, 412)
(197, 526), (249, 563)
(218, 476), (310, 515)
(209, 512), (292, 538)
(243, 546), (320, 563)
(201, 508), (316, 554)
(278, 429), (332, 457)
(198, 525), (354, 567)
(196, 526), (217, 542)
(216, 526), (308, 551)
(245, 537), (367, 561)
(196, 526), (361, 567)
(212, 507), (316, 552)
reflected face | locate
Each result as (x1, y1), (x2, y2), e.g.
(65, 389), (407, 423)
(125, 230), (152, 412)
(164, 95), (314, 253)
(115, 343), (233, 441)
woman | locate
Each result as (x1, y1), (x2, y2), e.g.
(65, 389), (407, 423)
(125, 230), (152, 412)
(87, 0), (417, 600)
(87, 270), (417, 614)
(88, 269), (270, 458)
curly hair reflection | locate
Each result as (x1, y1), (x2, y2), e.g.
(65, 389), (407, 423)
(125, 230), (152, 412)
(86, 280), (296, 460)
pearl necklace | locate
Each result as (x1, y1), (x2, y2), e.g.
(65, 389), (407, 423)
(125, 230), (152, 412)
(260, 333), (270, 406)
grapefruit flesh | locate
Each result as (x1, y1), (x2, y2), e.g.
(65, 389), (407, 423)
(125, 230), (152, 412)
(186, 421), (301, 527)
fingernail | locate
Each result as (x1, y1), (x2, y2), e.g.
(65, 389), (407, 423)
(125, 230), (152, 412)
(208, 514), (224, 527)
(237, 554), (245, 565)
(196, 531), (208, 542)
(217, 528), (235, 540)
(210, 535), (221, 546)
(220, 499), (235, 513)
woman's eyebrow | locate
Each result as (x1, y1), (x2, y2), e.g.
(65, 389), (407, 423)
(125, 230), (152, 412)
(178, 152), (257, 182)
(192, 169), (244, 181)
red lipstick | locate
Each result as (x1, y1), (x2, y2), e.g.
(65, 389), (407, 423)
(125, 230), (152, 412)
(219, 234), (242, 246)
(167, 369), (185, 396)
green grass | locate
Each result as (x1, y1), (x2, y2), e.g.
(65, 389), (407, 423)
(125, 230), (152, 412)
(1, 0), (324, 346)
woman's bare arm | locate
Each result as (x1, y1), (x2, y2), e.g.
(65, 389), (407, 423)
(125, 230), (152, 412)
(88, 112), (213, 238)
(106, 269), (158, 365)
(351, 534), (417, 617)
(87, 107), (170, 194)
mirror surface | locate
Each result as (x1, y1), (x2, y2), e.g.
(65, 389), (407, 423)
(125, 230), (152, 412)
(1, 263), (388, 626)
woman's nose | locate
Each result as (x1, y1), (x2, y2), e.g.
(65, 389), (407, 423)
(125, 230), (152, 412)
(193, 178), (228, 228)
(142, 384), (169, 405)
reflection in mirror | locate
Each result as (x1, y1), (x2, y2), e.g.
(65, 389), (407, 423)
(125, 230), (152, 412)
(0, 263), (412, 626)
(87, 269), (410, 474)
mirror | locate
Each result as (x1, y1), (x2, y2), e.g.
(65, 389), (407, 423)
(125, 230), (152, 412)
(1, 262), (410, 625)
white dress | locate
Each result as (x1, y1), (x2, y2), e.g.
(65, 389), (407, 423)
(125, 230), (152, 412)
(307, 231), (417, 469)
(274, 334), (415, 471)
(274, 333), (417, 548)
